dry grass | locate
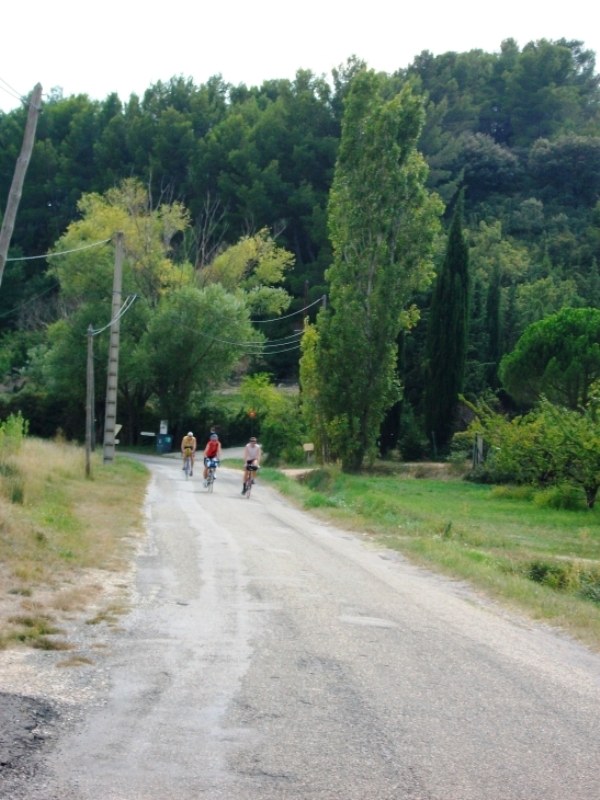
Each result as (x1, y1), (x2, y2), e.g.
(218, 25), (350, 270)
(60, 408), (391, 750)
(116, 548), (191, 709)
(56, 655), (95, 668)
(0, 438), (149, 649)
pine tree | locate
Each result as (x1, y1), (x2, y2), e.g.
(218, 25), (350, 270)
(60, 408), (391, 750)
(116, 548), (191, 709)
(424, 190), (470, 450)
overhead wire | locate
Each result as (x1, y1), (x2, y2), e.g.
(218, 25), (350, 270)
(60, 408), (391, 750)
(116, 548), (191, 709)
(180, 323), (304, 349)
(251, 295), (324, 323)
(5, 238), (111, 262)
(0, 80), (23, 105)
(0, 282), (60, 320)
(0, 76), (25, 97)
(89, 294), (138, 336)
(165, 311), (305, 355)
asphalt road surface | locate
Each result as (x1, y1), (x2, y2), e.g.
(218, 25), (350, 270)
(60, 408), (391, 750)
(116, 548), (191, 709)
(19, 456), (600, 798)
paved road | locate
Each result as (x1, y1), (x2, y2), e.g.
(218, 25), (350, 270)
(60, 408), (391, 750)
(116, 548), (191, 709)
(24, 458), (600, 798)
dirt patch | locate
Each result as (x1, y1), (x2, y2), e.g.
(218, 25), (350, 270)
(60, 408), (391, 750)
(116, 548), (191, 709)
(280, 468), (316, 478)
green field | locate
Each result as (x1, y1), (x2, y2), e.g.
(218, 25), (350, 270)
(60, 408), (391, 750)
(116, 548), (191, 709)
(260, 465), (600, 650)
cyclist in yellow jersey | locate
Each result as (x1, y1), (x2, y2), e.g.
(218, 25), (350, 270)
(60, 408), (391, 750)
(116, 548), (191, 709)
(180, 431), (197, 475)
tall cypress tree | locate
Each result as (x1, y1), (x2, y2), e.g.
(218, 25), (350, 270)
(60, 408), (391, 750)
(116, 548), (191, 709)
(424, 190), (470, 450)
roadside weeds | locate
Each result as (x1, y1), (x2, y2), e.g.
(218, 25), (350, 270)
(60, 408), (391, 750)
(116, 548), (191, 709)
(0, 439), (149, 652)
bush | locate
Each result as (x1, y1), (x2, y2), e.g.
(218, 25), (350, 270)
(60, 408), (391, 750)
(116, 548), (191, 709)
(490, 485), (536, 502)
(0, 413), (28, 504)
(398, 406), (428, 462)
(0, 412), (28, 458)
(240, 374), (306, 463)
(463, 465), (515, 485)
(528, 560), (580, 591)
(462, 396), (600, 508)
(533, 484), (585, 511)
(525, 558), (600, 603)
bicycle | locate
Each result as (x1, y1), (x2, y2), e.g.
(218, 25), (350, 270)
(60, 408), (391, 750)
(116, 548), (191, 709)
(183, 454), (192, 480)
(245, 463), (259, 499)
(204, 458), (219, 492)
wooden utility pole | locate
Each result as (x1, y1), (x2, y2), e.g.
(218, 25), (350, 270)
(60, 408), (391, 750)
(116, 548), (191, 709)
(85, 325), (94, 477)
(90, 344), (96, 452)
(102, 232), (124, 465)
(0, 83), (43, 290)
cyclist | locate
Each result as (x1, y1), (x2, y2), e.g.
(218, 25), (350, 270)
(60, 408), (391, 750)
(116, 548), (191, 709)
(181, 431), (197, 475)
(203, 432), (222, 485)
(242, 436), (261, 495)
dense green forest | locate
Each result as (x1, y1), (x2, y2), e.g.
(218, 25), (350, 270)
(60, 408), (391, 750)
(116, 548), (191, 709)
(1, 38), (600, 448)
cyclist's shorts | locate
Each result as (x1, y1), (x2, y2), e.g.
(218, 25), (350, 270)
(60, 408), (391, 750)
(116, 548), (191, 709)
(184, 447), (193, 457)
(246, 461), (259, 471)
(205, 458), (219, 468)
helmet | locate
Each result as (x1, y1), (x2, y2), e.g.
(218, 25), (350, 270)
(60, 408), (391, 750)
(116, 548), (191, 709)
(210, 433), (218, 439)
(187, 431), (193, 436)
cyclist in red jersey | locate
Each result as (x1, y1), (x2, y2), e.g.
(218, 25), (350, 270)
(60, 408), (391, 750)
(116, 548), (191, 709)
(203, 433), (222, 485)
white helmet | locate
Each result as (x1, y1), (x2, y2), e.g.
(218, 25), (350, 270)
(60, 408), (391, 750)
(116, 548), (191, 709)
(187, 431), (193, 436)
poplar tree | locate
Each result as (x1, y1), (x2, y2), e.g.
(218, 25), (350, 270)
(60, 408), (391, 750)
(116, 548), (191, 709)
(307, 70), (443, 472)
(424, 190), (470, 450)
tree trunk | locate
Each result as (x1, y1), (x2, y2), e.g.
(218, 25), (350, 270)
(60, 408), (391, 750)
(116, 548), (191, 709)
(585, 485), (598, 509)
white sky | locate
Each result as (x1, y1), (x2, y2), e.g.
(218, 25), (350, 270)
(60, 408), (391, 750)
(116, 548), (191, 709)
(1, 1), (599, 112)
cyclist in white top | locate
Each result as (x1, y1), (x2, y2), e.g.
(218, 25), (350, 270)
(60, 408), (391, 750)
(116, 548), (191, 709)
(242, 437), (261, 495)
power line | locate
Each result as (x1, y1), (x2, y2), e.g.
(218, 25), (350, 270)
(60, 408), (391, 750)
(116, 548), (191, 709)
(0, 281), (60, 320)
(260, 343), (303, 354)
(0, 80), (23, 104)
(183, 323), (303, 348)
(0, 76), (25, 98)
(5, 238), (111, 262)
(251, 295), (324, 323)
(90, 294), (137, 336)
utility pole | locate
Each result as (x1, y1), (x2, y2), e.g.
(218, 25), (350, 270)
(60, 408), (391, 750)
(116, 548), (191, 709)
(0, 83), (43, 290)
(103, 232), (124, 465)
(90, 343), (96, 452)
(85, 325), (94, 477)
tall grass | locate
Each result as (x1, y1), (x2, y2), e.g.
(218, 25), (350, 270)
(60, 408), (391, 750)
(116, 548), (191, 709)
(0, 435), (148, 649)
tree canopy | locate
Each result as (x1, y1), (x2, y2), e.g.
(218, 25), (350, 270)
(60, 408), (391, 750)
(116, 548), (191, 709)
(499, 307), (600, 410)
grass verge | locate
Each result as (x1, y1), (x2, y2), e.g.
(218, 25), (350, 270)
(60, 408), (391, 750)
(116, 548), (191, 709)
(259, 465), (600, 650)
(0, 438), (149, 649)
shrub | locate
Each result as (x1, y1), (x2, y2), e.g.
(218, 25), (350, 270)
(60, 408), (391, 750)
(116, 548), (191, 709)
(240, 374), (306, 462)
(490, 485), (536, 502)
(533, 484), (585, 511)
(0, 412), (28, 458)
(398, 406), (428, 462)
(0, 413), (28, 504)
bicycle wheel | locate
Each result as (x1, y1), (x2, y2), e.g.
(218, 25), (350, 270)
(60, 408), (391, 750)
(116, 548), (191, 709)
(206, 468), (215, 492)
(184, 456), (191, 479)
(245, 473), (253, 498)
